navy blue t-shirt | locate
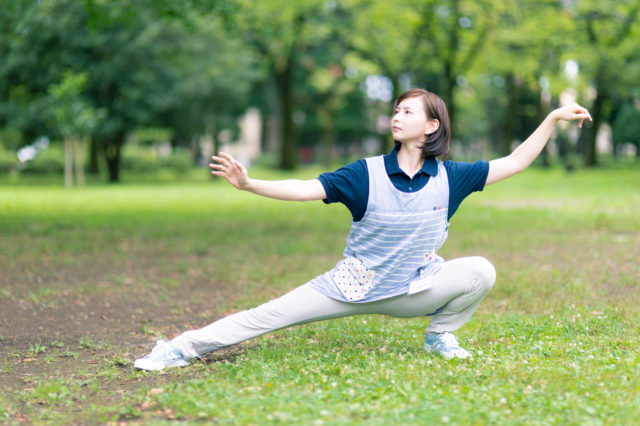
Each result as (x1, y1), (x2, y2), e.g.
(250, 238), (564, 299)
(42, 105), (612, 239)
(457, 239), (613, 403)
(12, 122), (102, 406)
(318, 146), (489, 222)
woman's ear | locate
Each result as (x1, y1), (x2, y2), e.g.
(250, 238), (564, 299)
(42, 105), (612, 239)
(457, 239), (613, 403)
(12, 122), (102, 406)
(425, 118), (440, 136)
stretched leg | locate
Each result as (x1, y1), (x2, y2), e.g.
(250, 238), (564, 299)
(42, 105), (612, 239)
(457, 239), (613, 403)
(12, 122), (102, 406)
(135, 257), (495, 369)
(171, 256), (494, 360)
(170, 282), (373, 360)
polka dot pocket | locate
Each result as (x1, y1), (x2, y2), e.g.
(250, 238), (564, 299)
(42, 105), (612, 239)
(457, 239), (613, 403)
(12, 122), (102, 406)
(332, 257), (376, 302)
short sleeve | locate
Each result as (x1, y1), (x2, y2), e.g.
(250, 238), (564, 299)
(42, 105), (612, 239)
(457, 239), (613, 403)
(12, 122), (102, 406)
(317, 159), (368, 222)
(443, 160), (489, 220)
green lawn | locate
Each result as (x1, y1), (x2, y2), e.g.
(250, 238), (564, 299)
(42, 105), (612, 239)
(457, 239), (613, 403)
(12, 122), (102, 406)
(1, 165), (639, 424)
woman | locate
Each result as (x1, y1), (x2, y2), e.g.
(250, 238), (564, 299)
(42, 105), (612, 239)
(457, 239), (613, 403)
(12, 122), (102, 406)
(134, 88), (591, 371)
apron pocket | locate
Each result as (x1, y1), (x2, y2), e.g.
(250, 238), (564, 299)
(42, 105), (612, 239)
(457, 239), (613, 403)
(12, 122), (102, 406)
(332, 257), (375, 301)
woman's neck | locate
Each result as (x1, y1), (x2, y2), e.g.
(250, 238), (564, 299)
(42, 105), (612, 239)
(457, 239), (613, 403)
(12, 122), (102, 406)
(396, 142), (424, 178)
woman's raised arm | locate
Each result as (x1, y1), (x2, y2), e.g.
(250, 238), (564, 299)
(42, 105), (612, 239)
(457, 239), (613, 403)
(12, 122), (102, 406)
(209, 152), (327, 202)
(485, 103), (592, 186)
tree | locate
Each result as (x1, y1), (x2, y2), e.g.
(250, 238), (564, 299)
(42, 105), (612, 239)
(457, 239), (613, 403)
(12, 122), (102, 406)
(82, 1), (183, 181)
(0, 0), (211, 182)
(612, 103), (640, 158)
(570, 0), (640, 166)
(410, 0), (495, 135)
(47, 71), (104, 187)
(338, 0), (496, 153)
(158, 13), (260, 165)
(293, 5), (369, 166)
(217, 0), (333, 170)
(473, 0), (574, 159)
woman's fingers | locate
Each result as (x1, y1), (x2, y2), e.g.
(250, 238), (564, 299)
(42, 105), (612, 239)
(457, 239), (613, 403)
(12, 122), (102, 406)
(209, 152), (248, 190)
(211, 153), (241, 172)
(210, 152), (246, 186)
(209, 163), (226, 172)
(210, 154), (232, 174)
(575, 111), (591, 128)
(560, 104), (591, 127)
(217, 152), (235, 164)
(210, 155), (229, 167)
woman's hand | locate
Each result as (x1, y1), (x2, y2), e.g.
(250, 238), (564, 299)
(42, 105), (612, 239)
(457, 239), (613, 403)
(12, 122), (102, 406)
(209, 151), (326, 201)
(209, 152), (249, 190)
(550, 103), (592, 128)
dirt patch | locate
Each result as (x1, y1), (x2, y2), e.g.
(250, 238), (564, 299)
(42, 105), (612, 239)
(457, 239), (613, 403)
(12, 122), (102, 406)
(0, 252), (243, 423)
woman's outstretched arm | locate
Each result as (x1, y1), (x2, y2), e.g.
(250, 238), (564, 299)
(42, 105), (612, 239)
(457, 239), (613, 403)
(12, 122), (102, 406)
(485, 103), (592, 186)
(209, 152), (327, 201)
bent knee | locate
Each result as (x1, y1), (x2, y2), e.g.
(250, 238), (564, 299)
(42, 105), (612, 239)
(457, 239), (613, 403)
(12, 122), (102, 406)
(471, 256), (496, 290)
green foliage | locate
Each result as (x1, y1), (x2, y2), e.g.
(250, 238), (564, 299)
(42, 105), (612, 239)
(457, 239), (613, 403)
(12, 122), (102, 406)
(28, 342), (48, 356)
(0, 0), (258, 181)
(160, 149), (192, 174)
(121, 146), (194, 174)
(0, 395), (13, 422)
(0, 127), (24, 151)
(47, 71), (104, 139)
(28, 379), (71, 404)
(0, 146), (18, 173)
(22, 145), (65, 174)
(110, 355), (130, 368)
(2, 0), (640, 178)
(121, 145), (159, 173)
(613, 103), (640, 148)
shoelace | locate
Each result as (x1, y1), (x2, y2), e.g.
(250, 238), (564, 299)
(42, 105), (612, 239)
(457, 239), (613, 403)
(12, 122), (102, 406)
(438, 332), (459, 348)
(150, 341), (180, 360)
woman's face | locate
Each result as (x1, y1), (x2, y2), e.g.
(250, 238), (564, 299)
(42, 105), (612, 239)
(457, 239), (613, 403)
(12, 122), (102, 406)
(391, 96), (435, 144)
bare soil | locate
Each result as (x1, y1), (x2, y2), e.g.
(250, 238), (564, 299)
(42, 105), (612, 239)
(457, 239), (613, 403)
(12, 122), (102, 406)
(0, 250), (242, 423)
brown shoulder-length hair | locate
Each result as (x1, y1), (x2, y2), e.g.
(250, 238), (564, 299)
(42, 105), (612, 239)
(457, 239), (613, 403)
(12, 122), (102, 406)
(393, 88), (451, 160)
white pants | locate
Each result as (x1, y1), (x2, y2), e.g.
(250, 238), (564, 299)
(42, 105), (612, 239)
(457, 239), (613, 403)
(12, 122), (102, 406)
(171, 256), (496, 360)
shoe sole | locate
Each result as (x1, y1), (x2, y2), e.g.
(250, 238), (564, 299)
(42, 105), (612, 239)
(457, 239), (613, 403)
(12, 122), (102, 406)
(134, 358), (190, 371)
(424, 345), (472, 360)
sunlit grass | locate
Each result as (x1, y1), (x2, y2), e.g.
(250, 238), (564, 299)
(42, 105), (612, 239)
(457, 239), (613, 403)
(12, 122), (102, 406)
(142, 308), (639, 424)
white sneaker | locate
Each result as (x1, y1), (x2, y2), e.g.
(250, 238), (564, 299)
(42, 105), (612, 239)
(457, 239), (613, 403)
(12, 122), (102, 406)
(424, 332), (472, 359)
(134, 340), (190, 371)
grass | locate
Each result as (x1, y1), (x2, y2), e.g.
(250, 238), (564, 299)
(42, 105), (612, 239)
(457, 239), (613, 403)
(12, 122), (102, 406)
(146, 311), (639, 424)
(0, 164), (639, 424)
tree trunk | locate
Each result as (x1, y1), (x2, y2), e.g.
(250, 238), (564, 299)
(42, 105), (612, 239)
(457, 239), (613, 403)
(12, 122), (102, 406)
(444, 0), (459, 140)
(390, 74), (401, 106)
(211, 118), (220, 159)
(191, 136), (202, 167)
(65, 137), (73, 188)
(502, 73), (517, 157)
(441, 50), (456, 141)
(73, 137), (85, 186)
(385, 74), (401, 155)
(318, 108), (337, 168)
(104, 132), (125, 183)
(275, 62), (296, 170)
(444, 75), (456, 142)
(555, 130), (571, 169)
(88, 136), (100, 175)
(209, 117), (220, 180)
(538, 91), (550, 167)
(585, 90), (604, 167)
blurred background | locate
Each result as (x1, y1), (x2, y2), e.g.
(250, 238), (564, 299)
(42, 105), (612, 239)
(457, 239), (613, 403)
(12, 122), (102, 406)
(1, 0), (639, 185)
